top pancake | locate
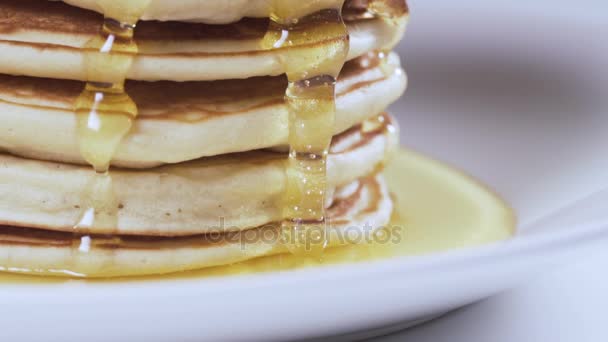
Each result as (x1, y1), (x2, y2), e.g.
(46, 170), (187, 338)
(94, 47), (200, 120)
(0, 0), (408, 82)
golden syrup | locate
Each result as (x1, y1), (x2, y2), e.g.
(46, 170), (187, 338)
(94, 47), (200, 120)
(263, 1), (350, 256)
(73, 1), (152, 231)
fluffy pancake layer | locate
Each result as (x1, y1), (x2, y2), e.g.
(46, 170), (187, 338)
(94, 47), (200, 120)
(0, 53), (406, 168)
(0, 0), (407, 82)
(0, 174), (392, 278)
(0, 115), (397, 236)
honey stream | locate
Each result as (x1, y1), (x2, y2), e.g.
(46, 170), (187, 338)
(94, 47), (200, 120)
(72, 1), (152, 243)
(263, 0), (350, 256)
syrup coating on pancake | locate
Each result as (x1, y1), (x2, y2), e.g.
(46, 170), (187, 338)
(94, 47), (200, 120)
(73, 1), (151, 237)
(264, 1), (404, 256)
(262, 1), (349, 256)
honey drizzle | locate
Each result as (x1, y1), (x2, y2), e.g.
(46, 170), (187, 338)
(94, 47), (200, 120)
(262, 1), (350, 256)
(73, 1), (152, 235)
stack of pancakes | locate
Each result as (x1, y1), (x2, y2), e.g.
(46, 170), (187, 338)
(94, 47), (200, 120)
(0, 0), (409, 277)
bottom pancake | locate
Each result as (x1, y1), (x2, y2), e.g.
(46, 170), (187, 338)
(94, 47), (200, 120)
(0, 175), (392, 278)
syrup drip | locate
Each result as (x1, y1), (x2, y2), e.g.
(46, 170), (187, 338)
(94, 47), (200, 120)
(262, 1), (350, 256)
(73, 1), (152, 234)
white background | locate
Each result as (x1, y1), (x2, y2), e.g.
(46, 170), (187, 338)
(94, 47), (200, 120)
(374, 0), (608, 340)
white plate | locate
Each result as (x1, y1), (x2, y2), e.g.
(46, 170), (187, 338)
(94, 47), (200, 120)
(1, 0), (608, 341)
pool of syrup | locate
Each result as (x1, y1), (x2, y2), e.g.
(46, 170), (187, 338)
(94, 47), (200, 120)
(0, 149), (515, 284)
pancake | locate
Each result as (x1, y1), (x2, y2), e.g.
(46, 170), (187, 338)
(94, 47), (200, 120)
(0, 114), (397, 236)
(53, 0), (409, 24)
(0, 174), (391, 278)
(0, 0), (407, 82)
(0, 0), (411, 279)
(0, 53), (406, 168)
